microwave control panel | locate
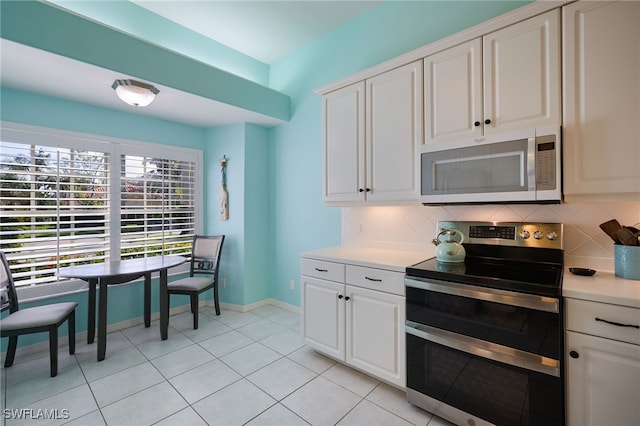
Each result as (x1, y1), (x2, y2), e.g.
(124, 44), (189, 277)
(535, 134), (557, 190)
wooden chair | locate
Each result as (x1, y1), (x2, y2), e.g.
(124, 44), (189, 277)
(167, 235), (225, 329)
(0, 252), (77, 377)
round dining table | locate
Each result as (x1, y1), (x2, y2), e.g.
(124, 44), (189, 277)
(58, 255), (186, 361)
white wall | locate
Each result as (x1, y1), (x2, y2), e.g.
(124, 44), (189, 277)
(342, 201), (640, 272)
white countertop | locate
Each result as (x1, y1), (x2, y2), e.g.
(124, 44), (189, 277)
(300, 246), (431, 273)
(301, 246), (640, 308)
(563, 268), (640, 308)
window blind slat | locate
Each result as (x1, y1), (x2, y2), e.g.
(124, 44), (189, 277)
(1, 142), (111, 286)
(119, 154), (194, 261)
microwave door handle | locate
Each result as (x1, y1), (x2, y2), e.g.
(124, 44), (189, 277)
(527, 136), (536, 191)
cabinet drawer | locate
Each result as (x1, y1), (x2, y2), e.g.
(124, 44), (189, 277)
(566, 298), (640, 346)
(301, 258), (345, 283)
(346, 265), (405, 296)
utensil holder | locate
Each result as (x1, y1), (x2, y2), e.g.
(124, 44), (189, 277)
(614, 244), (640, 280)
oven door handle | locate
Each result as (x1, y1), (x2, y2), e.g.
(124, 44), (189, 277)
(406, 321), (560, 378)
(405, 277), (559, 313)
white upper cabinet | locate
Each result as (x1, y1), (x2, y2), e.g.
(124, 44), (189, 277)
(483, 9), (561, 134)
(424, 9), (561, 144)
(563, 1), (640, 199)
(424, 39), (483, 143)
(322, 82), (365, 203)
(365, 60), (422, 203)
(322, 61), (422, 205)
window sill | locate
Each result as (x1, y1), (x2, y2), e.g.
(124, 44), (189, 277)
(16, 263), (190, 303)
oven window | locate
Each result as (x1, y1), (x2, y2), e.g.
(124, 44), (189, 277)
(407, 335), (563, 426)
(406, 287), (560, 359)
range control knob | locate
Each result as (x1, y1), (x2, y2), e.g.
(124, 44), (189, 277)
(533, 230), (544, 240)
(519, 230), (531, 239)
(547, 231), (558, 240)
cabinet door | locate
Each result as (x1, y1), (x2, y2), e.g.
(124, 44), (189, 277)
(322, 82), (365, 203)
(365, 60), (422, 203)
(301, 276), (345, 360)
(483, 9), (561, 134)
(345, 285), (405, 387)
(566, 331), (640, 426)
(563, 1), (640, 198)
(424, 38), (483, 144)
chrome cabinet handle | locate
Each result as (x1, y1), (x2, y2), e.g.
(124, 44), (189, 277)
(595, 317), (640, 329)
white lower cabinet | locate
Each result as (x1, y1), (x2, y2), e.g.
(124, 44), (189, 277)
(565, 298), (640, 425)
(301, 275), (345, 360)
(301, 258), (406, 387)
(346, 285), (405, 386)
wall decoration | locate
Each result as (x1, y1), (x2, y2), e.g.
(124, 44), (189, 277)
(219, 155), (229, 220)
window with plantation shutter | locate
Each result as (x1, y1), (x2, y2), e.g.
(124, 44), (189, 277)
(0, 123), (202, 290)
(1, 142), (110, 287)
(120, 155), (195, 260)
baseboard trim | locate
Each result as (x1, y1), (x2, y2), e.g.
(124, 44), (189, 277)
(213, 298), (299, 314)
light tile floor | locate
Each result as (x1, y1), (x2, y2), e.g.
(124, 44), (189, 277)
(1, 304), (452, 426)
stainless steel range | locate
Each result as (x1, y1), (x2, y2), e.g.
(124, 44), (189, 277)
(405, 221), (564, 426)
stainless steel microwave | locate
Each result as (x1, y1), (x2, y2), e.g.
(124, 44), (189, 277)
(420, 126), (562, 204)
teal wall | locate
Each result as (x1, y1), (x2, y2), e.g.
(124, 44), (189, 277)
(0, 88), (204, 147)
(204, 125), (247, 305)
(243, 124), (271, 304)
(203, 123), (271, 306)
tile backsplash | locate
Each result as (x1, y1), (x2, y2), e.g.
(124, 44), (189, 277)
(342, 201), (640, 271)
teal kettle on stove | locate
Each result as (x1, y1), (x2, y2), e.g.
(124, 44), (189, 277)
(432, 228), (466, 263)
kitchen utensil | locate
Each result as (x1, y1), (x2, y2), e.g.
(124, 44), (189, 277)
(625, 226), (640, 244)
(569, 267), (597, 276)
(617, 227), (639, 246)
(433, 228), (466, 263)
(599, 219), (623, 243)
(625, 225), (640, 234)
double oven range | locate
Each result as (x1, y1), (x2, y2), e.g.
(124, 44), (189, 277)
(405, 221), (564, 426)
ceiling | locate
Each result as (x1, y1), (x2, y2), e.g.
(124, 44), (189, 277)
(0, 1), (382, 128)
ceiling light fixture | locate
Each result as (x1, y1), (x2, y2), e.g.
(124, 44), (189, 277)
(111, 79), (159, 107)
